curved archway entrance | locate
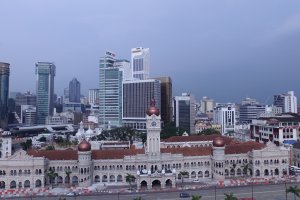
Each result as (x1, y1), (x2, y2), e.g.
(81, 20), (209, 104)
(165, 179), (172, 188)
(152, 180), (161, 189)
(140, 180), (147, 189)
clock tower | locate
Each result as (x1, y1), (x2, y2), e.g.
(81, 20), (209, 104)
(146, 99), (161, 155)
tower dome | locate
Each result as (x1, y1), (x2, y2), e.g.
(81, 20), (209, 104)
(213, 137), (225, 147)
(146, 98), (160, 116)
(78, 139), (91, 151)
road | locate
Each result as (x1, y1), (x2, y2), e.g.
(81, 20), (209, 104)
(6, 182), (300, 200)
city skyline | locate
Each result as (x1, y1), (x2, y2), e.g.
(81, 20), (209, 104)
(1, 1), (300, 103)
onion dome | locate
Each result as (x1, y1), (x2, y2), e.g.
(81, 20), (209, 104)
(213, 137), (225, 147)
(78, 139), (91, 151)
(146, 98), (160, 116)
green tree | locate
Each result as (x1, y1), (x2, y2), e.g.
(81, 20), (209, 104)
(179, 171), (189, 188)
(65, 169), (72, 187)
(286, 185), (300, 200)
(191, 195), (202, 200)
(224, 192), (238, 200)
(21, 139), (32, 150)
(241, 163), (250, 177)
(46, 145), (55, 150)
(198, 128), (220, 135)
(138, 132), (147, 145)
(125, 173), (136, 191)
(47, 169), (58, 188)
(161, 122), (186, 139)
(38, 136), (47, 142)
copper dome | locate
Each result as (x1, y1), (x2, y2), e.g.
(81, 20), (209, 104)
(78, 139), (91, 151)
(146, 99), (160, 116)
(213, 137), (225, 147)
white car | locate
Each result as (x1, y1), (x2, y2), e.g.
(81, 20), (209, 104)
(193, 179), (200, 183)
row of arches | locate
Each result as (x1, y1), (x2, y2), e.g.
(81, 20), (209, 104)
(94, 165), (124, 171)
(166, 144), (210, 148)
(52, 176), (79, 186)
(95, 175), (123, 183)
(49, 166), (78, 173)
(178, 171), (210, 179)
(9, 169), (32, 176)
(140, 179), (173, 189)
(0, 180), (42, 189)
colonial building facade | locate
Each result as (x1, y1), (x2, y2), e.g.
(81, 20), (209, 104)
(0, 102), (290, 190)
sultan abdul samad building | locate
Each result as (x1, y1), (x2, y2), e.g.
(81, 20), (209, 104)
(0, 101), (290, 190)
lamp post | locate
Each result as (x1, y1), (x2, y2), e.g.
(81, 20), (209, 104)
(214, 185), (217, 200)
(285, 181), (287, 200)
(251, 180), (254, 200)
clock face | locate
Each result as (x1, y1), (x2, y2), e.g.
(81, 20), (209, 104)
(151, 121), (157, 127)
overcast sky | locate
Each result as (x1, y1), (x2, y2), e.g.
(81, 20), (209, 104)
(1, 0), (300, 103)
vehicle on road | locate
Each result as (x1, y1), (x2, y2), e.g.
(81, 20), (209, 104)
(180, 192), (191, 198)
(193, 178), (200, 183)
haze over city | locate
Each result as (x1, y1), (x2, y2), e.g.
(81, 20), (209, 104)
(1, 0), (300, 102)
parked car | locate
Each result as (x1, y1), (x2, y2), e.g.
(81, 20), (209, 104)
(193, 178), (200, 183)
(180, 192), (190, 198)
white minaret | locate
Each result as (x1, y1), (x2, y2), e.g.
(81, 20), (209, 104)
(146, 99), (161, 155)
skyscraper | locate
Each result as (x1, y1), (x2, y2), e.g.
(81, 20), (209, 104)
(99, 51), (123, 129)
(122, 79), (161, 131)
(131, 47), (150, 80)
(35, 62), (56, 125)
(273, 91), (297, 113)
(239, 98), (265, 124)
(88, 89), (99, 105)
(173, 93), (196, 134)
(0, 62), (10, 129)
(154, 77), (172, 124)
(213, 103), (236, 135)
(69, 78), (81, 103)
(114, 59), (132, 81)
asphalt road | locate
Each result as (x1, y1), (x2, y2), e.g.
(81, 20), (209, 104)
(6, 182), (300, 200)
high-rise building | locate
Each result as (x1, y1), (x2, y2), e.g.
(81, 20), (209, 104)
(173, 93), (196, 134)
(99, 51), (123, 129)
(239, 98), (266, 124)
(154, 77), (172, 124)
(69, 78), (81, 103)
(213, 103), (236, 135)
(63, 88), (69, 103)
(0, 62), (10, 129)
(200, 96), (215, 114)
(15, 91), (36, 106)
(88, 89), (99, 105)
(114, 60), (132, 81)
(35, 62), (56, 125)
(273, 91), (297, 113)
(122, 79), (161, 131)
(131, 47), (150, 80)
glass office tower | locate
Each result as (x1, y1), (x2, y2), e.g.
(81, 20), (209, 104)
(99, 51), (123, 129)
(35, 62), (56, 125)
(0, 62), (10, 128)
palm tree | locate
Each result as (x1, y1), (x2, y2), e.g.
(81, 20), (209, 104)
(46, 169), (58, 188)
(179, 171), (189, 188)
(65, 168), (72, 187)
(191, 195), (202, 200)
(286, 185), (300, 200)
(241, 163), (250, 177)
(224, 192), (238, 200)
(125, 173), (136, 191)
